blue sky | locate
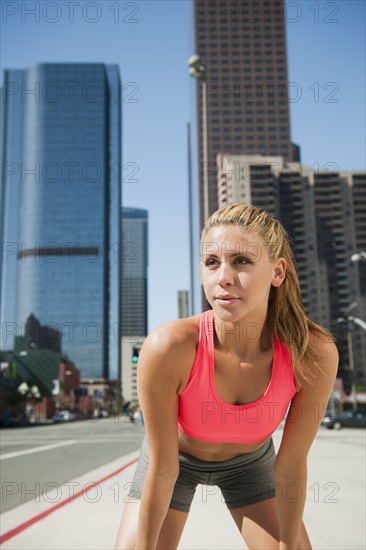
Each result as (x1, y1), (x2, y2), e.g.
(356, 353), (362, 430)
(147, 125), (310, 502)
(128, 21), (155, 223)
(1, 0), (365, 332)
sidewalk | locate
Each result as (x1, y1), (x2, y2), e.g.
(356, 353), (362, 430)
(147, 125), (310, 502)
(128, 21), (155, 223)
(1, 428), (365, 550)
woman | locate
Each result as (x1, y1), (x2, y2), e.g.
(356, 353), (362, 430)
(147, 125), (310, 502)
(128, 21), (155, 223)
(115, 204), (338, 550)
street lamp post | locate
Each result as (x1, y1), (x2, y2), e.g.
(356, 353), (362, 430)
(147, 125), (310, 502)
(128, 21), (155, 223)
(188, 54), (209, 223)
(346, 320), (357, 412)
(337, 301), (366, 412)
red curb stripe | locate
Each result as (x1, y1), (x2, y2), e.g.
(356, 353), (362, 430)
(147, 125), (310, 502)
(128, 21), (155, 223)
(0, 457), (139, 544)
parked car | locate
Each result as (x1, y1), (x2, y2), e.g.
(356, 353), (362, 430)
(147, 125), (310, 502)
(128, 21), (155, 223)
(0, 411), (28, 427)
(52, 413), (67, 423)
(52, 410), (76, 423)
(321, 411), (366, 430)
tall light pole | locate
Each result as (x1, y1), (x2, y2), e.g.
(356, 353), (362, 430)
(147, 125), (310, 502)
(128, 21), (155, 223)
(187, 122), (194, 315)
(337, 302), (366, 412)
(188, 54), (209, 223)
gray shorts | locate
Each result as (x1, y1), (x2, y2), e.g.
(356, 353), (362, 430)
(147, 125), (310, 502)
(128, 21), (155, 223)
(127, 436), (276, 513)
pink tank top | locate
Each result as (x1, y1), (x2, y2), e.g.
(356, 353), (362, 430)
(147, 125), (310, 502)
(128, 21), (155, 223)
(178, 310), (297, 444)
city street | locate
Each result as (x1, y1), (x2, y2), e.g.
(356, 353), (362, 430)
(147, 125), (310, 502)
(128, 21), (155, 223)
(0, 419), (365, 549)
(0, 416), (145, 512)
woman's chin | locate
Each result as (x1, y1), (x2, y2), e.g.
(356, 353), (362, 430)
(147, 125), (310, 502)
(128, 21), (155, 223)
(212, 304), (244, 322)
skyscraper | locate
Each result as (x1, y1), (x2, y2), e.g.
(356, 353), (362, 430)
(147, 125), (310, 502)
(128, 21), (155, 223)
(0, 63), (121, 380)
(1, 70), (25, 344)
(351, 173), (366, 301)
(194, 0), (296, 223)
(313, 170), (366, 389)
(121, 207), (148, 338)
(218, 154), (366, 390)
(120, 207), (148, 403)
(217, 153), (280, 213)
(217, 154), (321, 323)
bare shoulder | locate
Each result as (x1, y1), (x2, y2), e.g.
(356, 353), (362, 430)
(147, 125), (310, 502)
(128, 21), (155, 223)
(138, 315), (200, 389)
(298, 329), (339, 392)
(145, 315), (200, 352)
(307, 329), (339, 370)
(142, 315), (200, 361)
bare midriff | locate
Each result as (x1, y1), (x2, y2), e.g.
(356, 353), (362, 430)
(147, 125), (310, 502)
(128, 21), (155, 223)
(177, 429), (270, 462)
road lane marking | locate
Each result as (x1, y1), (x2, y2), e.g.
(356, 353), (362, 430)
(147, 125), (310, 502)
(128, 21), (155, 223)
(0, 456), (139, 544)
(0, 440), (77, 460)
(0, 437), (142, 446)
(1, 437), (139, 443)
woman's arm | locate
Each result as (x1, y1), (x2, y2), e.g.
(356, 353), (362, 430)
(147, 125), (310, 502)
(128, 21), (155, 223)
(134, 321), (197, 550)
(275, 332), (339, 550)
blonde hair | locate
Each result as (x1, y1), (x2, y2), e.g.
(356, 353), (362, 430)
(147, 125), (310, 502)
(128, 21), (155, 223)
(201, 203), (334, 385)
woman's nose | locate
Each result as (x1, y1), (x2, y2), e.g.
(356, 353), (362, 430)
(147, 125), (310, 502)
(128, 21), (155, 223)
(217, 262), (234, 286)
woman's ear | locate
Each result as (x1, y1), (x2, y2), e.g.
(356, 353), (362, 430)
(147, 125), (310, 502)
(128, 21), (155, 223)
(272, 258), (287, 287)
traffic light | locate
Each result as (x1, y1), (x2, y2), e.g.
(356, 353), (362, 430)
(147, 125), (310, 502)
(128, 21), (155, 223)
(132, 347), (140, 364)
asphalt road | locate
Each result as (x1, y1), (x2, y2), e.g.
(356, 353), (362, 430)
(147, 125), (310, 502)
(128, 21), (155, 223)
(0, 421), (365, 549)
(0, 416), (145, 513)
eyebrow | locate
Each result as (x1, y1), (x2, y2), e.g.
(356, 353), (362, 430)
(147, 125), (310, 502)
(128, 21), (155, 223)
(203, 251), (258, 258)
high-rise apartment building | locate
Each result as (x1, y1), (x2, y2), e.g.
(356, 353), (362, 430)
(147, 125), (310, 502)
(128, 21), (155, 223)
(218, 154), (322, 322)
(351, 172), (366, 384)
(194, 0), (296, 223)
(0, 63), (122, 380)
(313, 171), (366, 388)
(218, 154), (366, 389)
(121, 207), (148, 338)
(217, 153), (280, 213)
(351, 173), (366, 300)
(278, 164), (322, 324)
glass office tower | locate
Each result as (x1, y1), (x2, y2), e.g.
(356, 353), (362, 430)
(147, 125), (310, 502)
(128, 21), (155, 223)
(1, 63), (121, 379)
(121, 207), (148, 337)
(194, 0), (296, 221)
(1, 70), (25, 345)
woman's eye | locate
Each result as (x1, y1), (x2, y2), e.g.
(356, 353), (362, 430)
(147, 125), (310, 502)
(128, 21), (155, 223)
(205, 258), (218, 267)
(235, 257), (250, 265)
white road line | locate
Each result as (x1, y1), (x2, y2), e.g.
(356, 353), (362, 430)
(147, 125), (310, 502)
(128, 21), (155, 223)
(1, 437), (142, 445)
(0, 440), (77, 460)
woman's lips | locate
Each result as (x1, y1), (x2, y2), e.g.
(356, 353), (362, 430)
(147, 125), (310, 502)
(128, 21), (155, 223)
(215, 295), (240, 305)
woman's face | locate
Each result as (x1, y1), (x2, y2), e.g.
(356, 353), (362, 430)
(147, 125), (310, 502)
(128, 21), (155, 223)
(201, 224), (286, 324)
